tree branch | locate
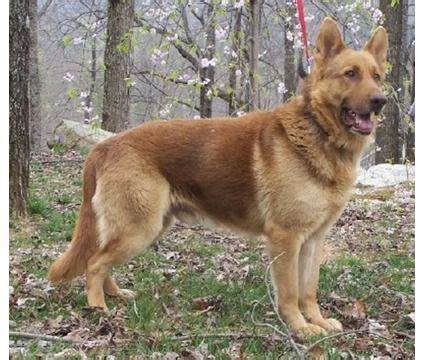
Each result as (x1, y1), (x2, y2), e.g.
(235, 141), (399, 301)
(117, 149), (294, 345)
(38, 0), (54, 18)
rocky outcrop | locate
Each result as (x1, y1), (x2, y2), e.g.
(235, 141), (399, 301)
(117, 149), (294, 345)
(357, 164), (415, 187)
(52, 120), (114, 152)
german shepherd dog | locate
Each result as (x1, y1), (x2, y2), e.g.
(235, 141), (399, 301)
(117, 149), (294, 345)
(49, 18), (388, 335)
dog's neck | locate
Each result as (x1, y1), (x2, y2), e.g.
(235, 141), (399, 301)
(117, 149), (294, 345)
(303, 108), (329, 138)
(274, 97), (368, 186)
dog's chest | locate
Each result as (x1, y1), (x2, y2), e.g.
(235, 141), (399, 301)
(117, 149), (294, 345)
(264, 176), (351, 232)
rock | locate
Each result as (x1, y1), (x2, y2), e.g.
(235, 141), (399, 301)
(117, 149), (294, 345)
(356, 164), (415, 187)
(53, 120), (114, 152)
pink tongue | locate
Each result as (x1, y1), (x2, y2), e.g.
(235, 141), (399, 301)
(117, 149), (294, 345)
(356, 114), (373, 132)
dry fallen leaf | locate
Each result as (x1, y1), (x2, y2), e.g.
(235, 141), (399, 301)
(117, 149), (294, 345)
(307, 345), (326, 360)
(192, 295), (222, 311)
(345, 299), (367, 319)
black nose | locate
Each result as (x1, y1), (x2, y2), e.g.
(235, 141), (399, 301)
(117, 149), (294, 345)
(369, 93), (387, 112)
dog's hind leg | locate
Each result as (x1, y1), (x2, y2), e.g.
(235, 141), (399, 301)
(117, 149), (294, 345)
(103, 275), (136, 300)
(86, 213), (168, 310)
(87, 174), (171, 311)
(102, 214), (174, 302)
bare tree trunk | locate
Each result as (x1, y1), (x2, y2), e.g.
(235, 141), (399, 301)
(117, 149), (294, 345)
(247, 0), (262, 111)
(29, 0), (42, 150)
(10, 0), (30, 217)
(283, 2), (296, 102)
(228, 8), (242, 116)
(199, 3), (215, 118)
(406, 59), (414, 163)
(375, 0), (405, 164)
(102, 0), (134, 132)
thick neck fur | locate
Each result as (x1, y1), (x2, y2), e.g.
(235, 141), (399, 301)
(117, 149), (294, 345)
(273, 96), (369, 186)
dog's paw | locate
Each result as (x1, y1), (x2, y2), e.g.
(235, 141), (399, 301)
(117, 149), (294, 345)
(315, 318), (343, 333)
(297, 323), (327, 336)
(115, 289), (136, 301)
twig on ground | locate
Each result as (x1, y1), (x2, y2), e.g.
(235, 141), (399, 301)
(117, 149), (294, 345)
(37, 159), (84, 165)
(303, 329), (368, 355)
(9, 331), (75, 343)
(265, 252), (303, 358)
(251, 300), (298, 344)
(250, 251), (304, 358)
(169, 332), (270, 341)
(393, 330), (415, 340)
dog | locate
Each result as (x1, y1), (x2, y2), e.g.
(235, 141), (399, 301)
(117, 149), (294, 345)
(48, 18), (388, 335)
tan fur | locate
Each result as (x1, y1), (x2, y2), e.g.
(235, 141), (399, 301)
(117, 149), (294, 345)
(48, 18), (388, 335)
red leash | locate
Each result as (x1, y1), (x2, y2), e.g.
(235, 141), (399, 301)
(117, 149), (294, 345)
(296, 0), (311, 66)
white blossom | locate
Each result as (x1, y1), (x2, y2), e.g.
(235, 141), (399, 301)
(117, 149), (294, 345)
(286, 31), (294, 42)
(200, 78), (211, 85)
(224, 46), (237, 58)
(73, 37), (84, 45)
(234, 0), (244, 9)
(159, 103), (172, 118)
(63, 72), (74, 82)
(179, 74), (191, 82)
(200, 57), (217, 68)
(215, 26), (227, 40)
(372, 8), (383, 24)
(151, 48), (168, 64)
(277, 82), (288, 94)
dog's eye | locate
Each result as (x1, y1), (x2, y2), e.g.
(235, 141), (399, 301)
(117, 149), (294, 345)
(373, 73), (381, 81)
(344, 70), (356, 78)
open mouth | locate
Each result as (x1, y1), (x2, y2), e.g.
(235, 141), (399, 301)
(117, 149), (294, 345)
(342, 108), (374, 135)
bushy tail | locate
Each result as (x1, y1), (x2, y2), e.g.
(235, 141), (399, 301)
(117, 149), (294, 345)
(48, 154), (99, 283)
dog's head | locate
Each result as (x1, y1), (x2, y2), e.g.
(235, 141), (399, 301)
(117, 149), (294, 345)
(304, 18), (388, 144)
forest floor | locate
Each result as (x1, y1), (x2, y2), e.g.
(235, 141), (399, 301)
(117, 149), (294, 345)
(10, 151), (415, 359)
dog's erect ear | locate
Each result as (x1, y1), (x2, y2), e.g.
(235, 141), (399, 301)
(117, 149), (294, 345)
(364, 27), (388, 66)
(314, 17), (345, 61)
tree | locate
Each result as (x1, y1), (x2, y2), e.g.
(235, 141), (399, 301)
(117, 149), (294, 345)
(29, 0), (42, 151)
(247, 0), (263, 110)
(228, 8), (242, 116)
(283, 1), (296, 101)
(134, 1), (247, 119)
(28, 0), (54, 150)
(375, 0), (406, 164)
(102, 0), (135, 132)
(10, 0), (31, 217)
(199, 2), (216, 118)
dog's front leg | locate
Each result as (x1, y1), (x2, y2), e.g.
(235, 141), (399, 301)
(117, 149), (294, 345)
(298, 226), (343, 333)
(265, 223), (327, 335)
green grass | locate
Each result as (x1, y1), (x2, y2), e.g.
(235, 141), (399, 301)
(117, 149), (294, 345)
(9, 154), (415, 358)
(28, 193), (51, 216)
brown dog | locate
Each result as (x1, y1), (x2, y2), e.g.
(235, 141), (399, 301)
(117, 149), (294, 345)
(48, 18), (388, 335)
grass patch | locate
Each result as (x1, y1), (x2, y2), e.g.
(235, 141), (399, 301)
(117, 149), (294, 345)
(28, 193), (51, 216)
(352, 187), (395, 201)
(9, 153), (415, 358)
